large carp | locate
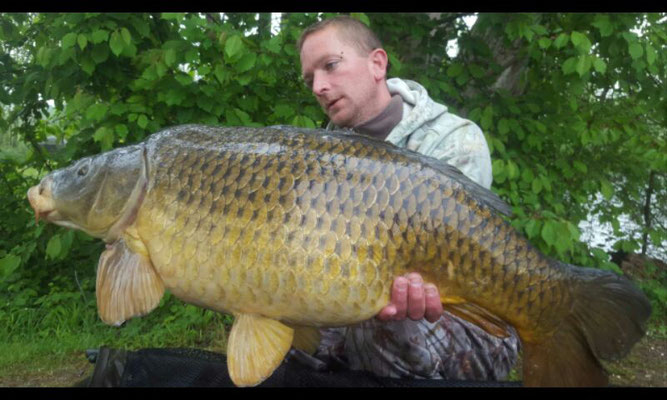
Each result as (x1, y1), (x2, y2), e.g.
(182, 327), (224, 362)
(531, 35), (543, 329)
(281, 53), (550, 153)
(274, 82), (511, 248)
(27, 124), (650, 387)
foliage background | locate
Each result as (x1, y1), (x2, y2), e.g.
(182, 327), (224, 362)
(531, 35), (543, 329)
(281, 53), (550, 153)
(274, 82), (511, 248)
(0, 12), (665, 371)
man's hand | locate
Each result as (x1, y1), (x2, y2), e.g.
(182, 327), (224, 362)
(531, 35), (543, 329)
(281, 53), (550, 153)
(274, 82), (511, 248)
(376, 272), (444, 323)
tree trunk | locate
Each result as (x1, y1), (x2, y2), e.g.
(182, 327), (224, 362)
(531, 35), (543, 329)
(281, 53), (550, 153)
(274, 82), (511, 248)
(456, 14), (541, 114)
(641, 170), (655, 255)
(258, 13), (271, 40)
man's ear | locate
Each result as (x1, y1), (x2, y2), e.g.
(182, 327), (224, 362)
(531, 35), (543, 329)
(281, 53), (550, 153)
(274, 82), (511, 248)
(368, 48), (389, 81)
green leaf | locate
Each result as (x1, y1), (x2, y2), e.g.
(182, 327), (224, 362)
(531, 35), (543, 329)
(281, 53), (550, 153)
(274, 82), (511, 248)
(573, 161), (587, 173)
(480, 105), (493, 131)
(592, 15), (613, 37)
(387, 52), (402, 74)
(492, 159), (506, 183)
(571, 32), (591, 53)
(575, 55), (592, 77)
(235, 52), (256, 73)
(91, 29), (109, 44)
(196, 96), (214, 112)
(497, 118), (510, 135)
(93, 126), (114, 150)
(593, 57), (607, 74)
(77, 34), (88, 50)
(164, 49), (176, 67)
(469, 64), (485, 79)
(133, 19), (150, 38)
(274, 104), (295, 118)
(46, 235), (62, 260)
(0, 254), (21, 278)
(165, 89), (185, 106)
(553, 33), (569, 49)
(156, 61), (167, 78)
(568, 97), (578, 111)
(91, 44), (110, 63)
(538, 38), (551, 49)
(265, 35), (282, 54)
(600, 179), (614, 200)
(81, 56), (95, 75)
(628, 42), (643, 60)
(109, 30), (125, 56)
(86, 103), (108, 122)
(532, 178), (543, 194)
(224, 35), (243, 59)
(506, 160), (519, 180)
(292, 115), (316, 129)
(234, 108), (252, 125)
(566, 222), (580, 242)
(115, 124), (129, 138)
(541, 221), (556, 246)
(121, 42), (137, 58)
(447, 64), (463, 78)
(161, 13), (184, 20)
(521, 167), (534, 183)
(455, 74), (468, 86)
(562, 56), (577, 74)
(120, 27), (132, 45)
(62, 32), (77, 49)
(237, 74), (252, 86)
(645, 44), (656, 65)
(492, 138), (505, 154)
(137, 114), (149, 129)
(185, 48), (199, 64)
(214, 65), (227, 84)
(553, 222), (572, 255)
(525, 219), (540, 239)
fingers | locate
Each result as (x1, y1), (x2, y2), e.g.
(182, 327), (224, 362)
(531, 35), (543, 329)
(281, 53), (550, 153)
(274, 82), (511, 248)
(406, 273), (425, 320)
(377, 273), (444, 323)
(392, 276), (409, 320)
(376, 304), (397, 321)
(423, 283), (444, 323)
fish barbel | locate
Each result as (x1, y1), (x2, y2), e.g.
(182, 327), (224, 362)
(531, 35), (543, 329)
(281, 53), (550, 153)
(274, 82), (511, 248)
(27, 124), (651, 386)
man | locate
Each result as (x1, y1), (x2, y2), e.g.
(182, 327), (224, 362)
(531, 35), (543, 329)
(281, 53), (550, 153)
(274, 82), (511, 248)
(298, 16), (519, 381)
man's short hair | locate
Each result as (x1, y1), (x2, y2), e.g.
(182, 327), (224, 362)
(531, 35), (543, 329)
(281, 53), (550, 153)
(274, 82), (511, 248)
(297, 15), (383, 56)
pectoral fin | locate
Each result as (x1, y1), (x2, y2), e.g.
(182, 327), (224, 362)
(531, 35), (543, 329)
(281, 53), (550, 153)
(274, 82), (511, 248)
(96, 239), (164, 326)
(227, 313), (294, 387)
(443, 302), (511, 338)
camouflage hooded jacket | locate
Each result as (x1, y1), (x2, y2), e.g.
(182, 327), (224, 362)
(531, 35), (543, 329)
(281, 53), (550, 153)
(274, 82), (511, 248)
(318, 77), (519, 381)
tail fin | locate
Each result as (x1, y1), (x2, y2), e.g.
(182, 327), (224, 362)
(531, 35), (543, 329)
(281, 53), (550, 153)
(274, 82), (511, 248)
(522, 265), (651, 387)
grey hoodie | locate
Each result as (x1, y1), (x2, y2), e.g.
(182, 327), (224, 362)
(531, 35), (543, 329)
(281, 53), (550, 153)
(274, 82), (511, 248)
(328, 77), (493, 189)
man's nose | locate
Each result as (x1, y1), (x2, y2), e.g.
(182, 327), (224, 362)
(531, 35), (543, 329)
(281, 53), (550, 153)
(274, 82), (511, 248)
(312, 72), (329, 95)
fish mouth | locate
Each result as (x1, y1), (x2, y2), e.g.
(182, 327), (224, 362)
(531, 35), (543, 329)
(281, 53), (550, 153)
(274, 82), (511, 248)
(28, 181), (55, 223)
(27, 180), (59, 224)
(27, 183), (88, 232)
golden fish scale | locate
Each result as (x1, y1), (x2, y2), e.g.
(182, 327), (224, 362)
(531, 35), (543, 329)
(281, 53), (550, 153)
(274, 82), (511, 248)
(134, 126), (572, 331)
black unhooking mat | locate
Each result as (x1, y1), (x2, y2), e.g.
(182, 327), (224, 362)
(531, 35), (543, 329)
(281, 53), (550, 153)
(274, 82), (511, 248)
(79, 347), (522, 387)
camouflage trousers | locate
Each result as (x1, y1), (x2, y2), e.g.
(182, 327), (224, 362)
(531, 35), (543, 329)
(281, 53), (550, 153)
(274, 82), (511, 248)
(314, 311), (520, 380)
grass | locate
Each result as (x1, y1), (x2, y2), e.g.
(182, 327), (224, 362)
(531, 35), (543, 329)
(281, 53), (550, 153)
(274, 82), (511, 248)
(0, 293), (231, 382)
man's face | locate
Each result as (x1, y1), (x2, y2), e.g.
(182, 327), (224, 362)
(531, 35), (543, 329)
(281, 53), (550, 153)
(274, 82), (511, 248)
(300, 27), (381, 128)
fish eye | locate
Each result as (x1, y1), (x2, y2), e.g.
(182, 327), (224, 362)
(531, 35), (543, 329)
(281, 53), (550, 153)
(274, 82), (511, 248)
(77, 165), (89, 177)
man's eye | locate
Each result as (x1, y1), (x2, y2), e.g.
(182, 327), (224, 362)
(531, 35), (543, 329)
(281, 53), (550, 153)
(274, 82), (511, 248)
(325, 61), (339, 71)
